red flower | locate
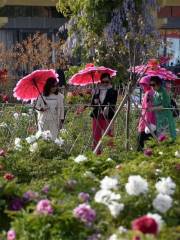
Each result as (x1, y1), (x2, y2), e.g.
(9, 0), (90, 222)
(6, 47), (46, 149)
(132, 237), (141, 240)
(144, 148), (153, 157)
(3, 173), (15, 181)
(158, 134), (167, 142)
(132, 215), (158, 236)
(2, 95), (9, 103)
(0, 149), (5, 157)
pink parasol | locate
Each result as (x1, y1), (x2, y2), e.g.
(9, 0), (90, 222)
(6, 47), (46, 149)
(68, 63), (117, 86)
(13, 69), (58, 102)
(131, 59), (176, 80)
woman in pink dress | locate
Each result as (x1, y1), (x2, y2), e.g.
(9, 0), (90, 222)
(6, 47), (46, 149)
(137, 76), (156, 151)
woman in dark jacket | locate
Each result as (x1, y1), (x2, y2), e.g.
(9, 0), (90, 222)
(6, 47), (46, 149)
(91, 73), (118, 153)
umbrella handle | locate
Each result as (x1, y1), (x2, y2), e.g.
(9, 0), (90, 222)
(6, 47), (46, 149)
(32, 78), (47, 105)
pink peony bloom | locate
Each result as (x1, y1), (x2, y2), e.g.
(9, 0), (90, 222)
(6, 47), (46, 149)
(7, 230), (16, 240)
(132, 215), (158, 235)
(144, 148), (153, 157)
(78, 192), (90, 202)
(0, 149), (5, 157)
(36, 199), (53, 215)
(158, 134), (167, 142)
(73, 203), (96, 224)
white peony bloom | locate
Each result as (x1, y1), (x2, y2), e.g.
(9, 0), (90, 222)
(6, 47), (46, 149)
(41, 130), (52, 140)
(74, 154), (87, 163)
(118, 226), (127, 233)
(14, 137), (22, 151)
(155, 177), (176, 195)
(14, 137), (21, 146)
(26, 135), (37, 144)
(175, 151), (180, 158)
(106, 157), (113, 162)
(35, 131), (42, 139)
(0, 122), (8, 128)
(153, 194), (173, 213)
(125, 175), (148, 196)
(100, 176), (118, 190)
(158, 151), (163, 155)
(22, 113), (29, 117)
(147, 213), (164, 232)
(13, 112), (19, 120)
(29, 142), (38, 153)
(108, 202), (124, 218)
(94, 189), (121, 205)
(54, 137), (64, 146)
(108, 234), (118, 240)
(59, 128), (68, 134)
(84, 171), (95, 179)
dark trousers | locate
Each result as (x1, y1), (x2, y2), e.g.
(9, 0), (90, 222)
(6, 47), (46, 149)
(137, 132), (152, 151)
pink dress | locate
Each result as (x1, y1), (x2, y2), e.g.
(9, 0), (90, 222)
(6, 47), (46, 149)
(138, 89), (156, 133)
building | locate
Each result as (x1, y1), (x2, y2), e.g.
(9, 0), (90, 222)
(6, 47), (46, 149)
(158, 0), (180, 66)
(0, 0), (66, 48)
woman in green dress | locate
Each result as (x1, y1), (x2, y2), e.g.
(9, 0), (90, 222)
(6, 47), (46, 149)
(149, 76), (176, 141)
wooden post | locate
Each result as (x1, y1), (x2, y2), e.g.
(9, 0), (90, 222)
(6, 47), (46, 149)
(125, 96), (130, 151)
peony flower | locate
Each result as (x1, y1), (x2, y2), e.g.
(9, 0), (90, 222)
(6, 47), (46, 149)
(2, 95), (9, 103)
(94, 189), (121, 205)
(152, 194), (172, 213)
(158, 151), (163, 155)
(155, 177), (176, 195)
(14, 138), (22, 151)
(23, 190), (39, 201)
(13, 112), (19, 120)
(125, 175), (148, 196)
(74, 154), (88, 163)
(158, 134), (167, 142)
(7, 229), (16, 240)
(78, 192), (90, 202)
(4, 172), (14, 181)
(9, 197), (24, 211)
(118, 226), (127, 233)
(36, 199), (53, 215)
(54, 137), (64, 146)
(144, 148), (153, 157)
(147, 213), (163, 232)
(73, 203), (96, 224)
(84, 171), (95, 179)
(22, 113), (28, 117)
(29, 142), (38, 153)
(100, 176), (118, 190)
(175, 151), (180, 158)
(26, 135), (36, 144)
(132, 215), (158, 235)
(108, 202), (124, 218)
(41, 130), (52, 140)
(106, 157), (113, 162)
(108, 234), (118, 240)
(42, 185), (50, 194)
(0, 122), (8, 128)
(0, 148), (5, 157)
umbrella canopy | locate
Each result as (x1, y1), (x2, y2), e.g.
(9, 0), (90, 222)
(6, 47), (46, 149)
(68, 63), (117, 86)
(13, 69), (58, 102)
(131, 59), (177, 80)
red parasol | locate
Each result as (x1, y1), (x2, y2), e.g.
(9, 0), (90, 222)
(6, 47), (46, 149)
(13, 69), (58, 102)
(130, 59), (176, 81)
(68, 63), (117, 86)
